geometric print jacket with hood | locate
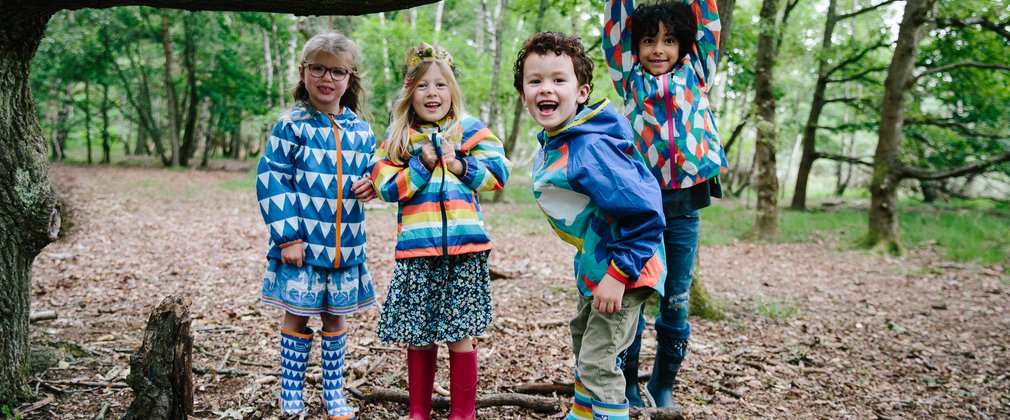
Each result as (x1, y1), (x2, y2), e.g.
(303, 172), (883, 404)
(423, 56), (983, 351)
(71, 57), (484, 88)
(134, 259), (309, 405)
(604, 0), (728, 189)
(372, 113), (511, 260)
(256, 102), (376, 269)
(532, 99), (667, 298)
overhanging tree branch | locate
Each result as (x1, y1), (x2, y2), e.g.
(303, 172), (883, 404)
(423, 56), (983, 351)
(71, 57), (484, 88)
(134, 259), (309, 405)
(898, 151), (1010, 180)
(22, 0), (439, 15)
(912, 61), (1010, 83)
(935, 17), (1010, 42)
(837, 0), (901, 21)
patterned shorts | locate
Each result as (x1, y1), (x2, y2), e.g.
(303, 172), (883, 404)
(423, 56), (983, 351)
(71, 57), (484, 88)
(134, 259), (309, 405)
(261, 259), (376, 316)
(376, 251), (492, 346)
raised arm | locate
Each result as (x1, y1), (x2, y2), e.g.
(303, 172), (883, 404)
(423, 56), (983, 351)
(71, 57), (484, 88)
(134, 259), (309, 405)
(688, 0), (720, 90)
(603, 0), (636, 98)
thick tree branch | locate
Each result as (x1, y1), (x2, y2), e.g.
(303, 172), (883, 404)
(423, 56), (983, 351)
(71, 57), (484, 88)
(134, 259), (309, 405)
(837, 0), (901, 21)
(822, 96), (860, 104)
(898, 151), (1010, 180)
(906, 118), (1009, 141)
(826, 66), (888, 84)
(20, 0), (439, 15)
(912, 61), (1010, 83)
(816, 152), (874, 167)
(826, 37), (891, 77)
(935, 17), (1010, 42)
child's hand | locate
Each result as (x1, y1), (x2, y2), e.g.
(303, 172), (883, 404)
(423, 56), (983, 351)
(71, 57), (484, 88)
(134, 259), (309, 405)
(351, 178), (377, 202)
(281, 244), (304, 268)
(420, 142), (439, 170)
(440, 140), (463, 175)
(593, 274), (626, 314)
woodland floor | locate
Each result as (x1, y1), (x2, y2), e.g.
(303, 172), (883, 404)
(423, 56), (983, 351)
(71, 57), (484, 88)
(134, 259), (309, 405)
(23, 164), (1010, 419)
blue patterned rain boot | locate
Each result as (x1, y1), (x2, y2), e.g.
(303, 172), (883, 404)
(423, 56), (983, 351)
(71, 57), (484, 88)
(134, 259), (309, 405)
(591, 399), (630, 420)
(565, 368), (593, 420)
(320, 329), (356, 420)
(279, 328), (313, 416)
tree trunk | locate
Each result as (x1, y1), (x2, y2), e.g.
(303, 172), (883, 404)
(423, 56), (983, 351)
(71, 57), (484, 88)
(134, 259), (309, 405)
(865, 0), (935, 253)
(751, 0), (780, 240)
(52, 83), (75, 161)
(161, 13), (181, 167)
(101, 83), (112, 164)
(85, 82), (93, 164)
(0, 6), (61, 408)
(791, 0), (837, 211)
(122, 296), (194, 420)
(179, 14), (199, 167)
(715, 0), (736, 67)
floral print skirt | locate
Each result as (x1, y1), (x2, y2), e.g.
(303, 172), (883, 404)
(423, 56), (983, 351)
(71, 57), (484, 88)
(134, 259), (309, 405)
(377, 251), (492, 346)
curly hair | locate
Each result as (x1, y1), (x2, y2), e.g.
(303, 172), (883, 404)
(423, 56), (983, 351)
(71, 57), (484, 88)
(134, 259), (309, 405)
(512, 31), (594, 97)
(632, 1), (697, 63)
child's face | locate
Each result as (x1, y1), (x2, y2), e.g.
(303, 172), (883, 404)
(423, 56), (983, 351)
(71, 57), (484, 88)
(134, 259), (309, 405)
(638, 22), (680, 76)
(520, 53), (590, 133)
(411, 66), (452, 123)
(300, 53), (351, 114)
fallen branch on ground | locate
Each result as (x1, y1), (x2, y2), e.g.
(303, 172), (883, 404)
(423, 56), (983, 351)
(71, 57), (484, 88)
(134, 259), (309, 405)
(361, 386), (560, 413)
(30, 310), (58, 323)
(47, 379), (129, 388)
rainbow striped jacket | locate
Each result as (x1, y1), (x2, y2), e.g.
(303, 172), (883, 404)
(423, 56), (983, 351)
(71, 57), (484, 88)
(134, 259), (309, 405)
(372, 114), (511, 260)
(256, 102), (376, 268)
(532, 99), (666, 297)
(604, 0), (728, 189)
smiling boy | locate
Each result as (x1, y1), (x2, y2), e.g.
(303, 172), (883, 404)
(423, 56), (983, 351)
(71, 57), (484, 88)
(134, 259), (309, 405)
(513, 31), (667, 420)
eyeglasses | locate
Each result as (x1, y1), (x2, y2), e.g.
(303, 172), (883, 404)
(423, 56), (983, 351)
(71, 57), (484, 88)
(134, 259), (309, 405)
(304, 63), (350, 81)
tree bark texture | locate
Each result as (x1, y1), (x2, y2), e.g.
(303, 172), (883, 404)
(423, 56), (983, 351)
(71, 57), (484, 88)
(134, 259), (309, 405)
(122, 296), (194, 420)
(0, 6), (60, 407)
(866, 0), (935, 252)
(751, 0), (780, 240)
(0, 0), (437, 408)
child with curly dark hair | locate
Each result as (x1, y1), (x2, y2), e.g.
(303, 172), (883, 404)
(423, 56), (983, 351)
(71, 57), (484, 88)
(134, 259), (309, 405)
(604, 0), (729, 409)
(514, 31), (667, 420)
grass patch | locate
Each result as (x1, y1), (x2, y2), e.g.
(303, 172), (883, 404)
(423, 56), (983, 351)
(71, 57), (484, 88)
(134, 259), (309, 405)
(754, 298), (799, 320)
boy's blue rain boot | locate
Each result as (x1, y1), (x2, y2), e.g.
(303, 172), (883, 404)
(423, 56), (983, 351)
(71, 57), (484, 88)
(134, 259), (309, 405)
(591, 399), (630, 420)
(565, 368), (593, 420)
(621, 313), (647, 407)
(644, 338), (688, 408)
(279, 328), (314, 416)
(320, 329), (356, 420)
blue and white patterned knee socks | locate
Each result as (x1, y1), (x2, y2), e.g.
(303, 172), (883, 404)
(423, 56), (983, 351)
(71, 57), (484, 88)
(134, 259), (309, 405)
(320, 329), (355, 420)
(279, 328), (313, 414)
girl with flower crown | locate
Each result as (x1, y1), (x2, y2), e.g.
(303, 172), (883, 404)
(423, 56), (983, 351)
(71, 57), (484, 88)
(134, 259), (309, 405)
(371, 42), (512, 420)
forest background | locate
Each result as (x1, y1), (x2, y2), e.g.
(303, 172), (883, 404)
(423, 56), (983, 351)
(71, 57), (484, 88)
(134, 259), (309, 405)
(2, 0), (1009, 417)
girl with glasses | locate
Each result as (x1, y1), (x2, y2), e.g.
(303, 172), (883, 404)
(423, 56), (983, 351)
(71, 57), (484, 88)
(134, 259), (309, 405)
(256, 31), (377, 420)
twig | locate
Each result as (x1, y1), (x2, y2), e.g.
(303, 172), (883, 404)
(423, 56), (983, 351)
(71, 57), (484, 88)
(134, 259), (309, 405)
(629, 407), (684, 419)
(47, 379), (129, 388)
(362, 386), (560, 413)
(30, 310), (58, 323)
(369, 345), (402, 352)
(94, 402), (111, 420)
(514, 381), (574, 396)
(216, 348), (233, 371)
(15, 394), (54, 417)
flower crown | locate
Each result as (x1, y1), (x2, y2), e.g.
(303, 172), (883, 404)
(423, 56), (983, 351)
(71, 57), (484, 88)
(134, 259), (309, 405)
(403, 42), (455, 89)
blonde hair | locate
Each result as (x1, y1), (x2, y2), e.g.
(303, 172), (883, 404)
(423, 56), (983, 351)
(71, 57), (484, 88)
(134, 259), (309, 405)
(292, 32), (371, 122)
(384, 45), (466, 165)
